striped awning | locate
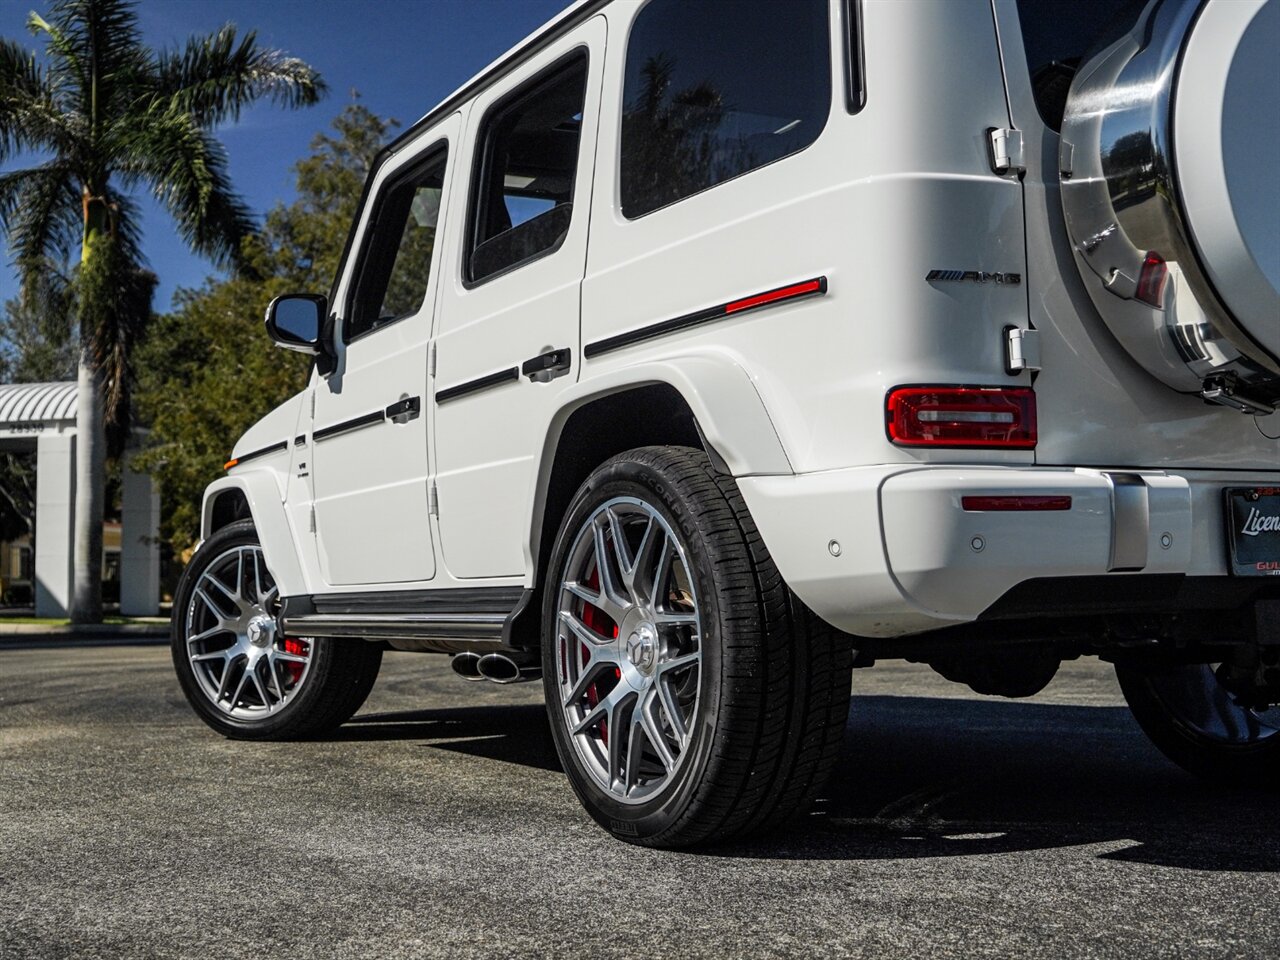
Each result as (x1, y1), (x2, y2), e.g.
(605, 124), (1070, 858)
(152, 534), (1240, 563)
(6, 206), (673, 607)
(0, 381), (77, 426)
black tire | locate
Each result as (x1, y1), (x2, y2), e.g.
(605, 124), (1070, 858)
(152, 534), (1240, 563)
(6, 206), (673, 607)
(1115, 661), (1280, 787)
(171, 520), (382, 741)
(542, 446), (853, 847)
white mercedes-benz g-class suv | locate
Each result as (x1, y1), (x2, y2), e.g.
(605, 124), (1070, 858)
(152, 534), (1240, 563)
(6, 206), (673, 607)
(172, 0), (1280, 847)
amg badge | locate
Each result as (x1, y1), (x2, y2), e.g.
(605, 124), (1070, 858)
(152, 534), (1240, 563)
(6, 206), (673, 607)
(926, 269), (1022, 285)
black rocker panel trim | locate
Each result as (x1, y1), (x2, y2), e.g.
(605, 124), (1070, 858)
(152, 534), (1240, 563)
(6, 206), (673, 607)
(583, 276), (828, 359)
(282, 586), (525, 619)
(436, 366), (520, 404)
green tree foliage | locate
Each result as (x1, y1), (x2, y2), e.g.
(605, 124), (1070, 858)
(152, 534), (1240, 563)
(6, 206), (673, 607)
(135, 104), (393, 556)
(0, 0), (325, 620)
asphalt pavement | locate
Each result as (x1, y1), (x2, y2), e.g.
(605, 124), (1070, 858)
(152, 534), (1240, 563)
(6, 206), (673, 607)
(2, 643), (1277, 959)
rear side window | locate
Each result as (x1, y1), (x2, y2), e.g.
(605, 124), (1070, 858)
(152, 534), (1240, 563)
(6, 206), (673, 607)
(1016, 0), (1148, 131)
(620, 0), (831, 219)
(347, 148), (447, 341)
(467, 54), (588, 284)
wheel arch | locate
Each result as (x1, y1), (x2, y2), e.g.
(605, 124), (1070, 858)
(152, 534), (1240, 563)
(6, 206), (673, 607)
(507, 355), (793, 647)
(200, 473), (307, 597)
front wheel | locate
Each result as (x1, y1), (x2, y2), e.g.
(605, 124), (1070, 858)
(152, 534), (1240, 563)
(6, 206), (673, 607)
(171, 520), (382, 740)
(542, 447), (852, 847)
(1116, 661), (1280, 787)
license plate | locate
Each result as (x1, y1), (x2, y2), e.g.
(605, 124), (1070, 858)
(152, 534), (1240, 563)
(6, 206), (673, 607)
(1227, 488), (1280, 576)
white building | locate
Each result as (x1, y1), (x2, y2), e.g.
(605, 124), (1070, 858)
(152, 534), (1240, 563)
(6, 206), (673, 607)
(0, 381), (160, 617)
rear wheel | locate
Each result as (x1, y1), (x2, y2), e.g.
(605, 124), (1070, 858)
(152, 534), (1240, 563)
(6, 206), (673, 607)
(542, 447), (853, 847)
(171, 520), (382, 740)
(1116, 660), (1280, 787)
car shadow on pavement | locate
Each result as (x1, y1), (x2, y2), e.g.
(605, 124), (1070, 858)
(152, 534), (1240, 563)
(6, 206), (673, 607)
(334, 693), (1280, 872)
(713, 694), (1280, 872)
(337, 703), (564, 773)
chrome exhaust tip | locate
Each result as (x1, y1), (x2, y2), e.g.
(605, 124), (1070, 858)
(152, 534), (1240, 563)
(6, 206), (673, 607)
(450, 652), (486, 682)
(476, 652), (541, 684)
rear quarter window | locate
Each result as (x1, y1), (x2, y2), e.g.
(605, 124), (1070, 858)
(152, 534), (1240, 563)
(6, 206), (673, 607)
(619, 0), (831, 219)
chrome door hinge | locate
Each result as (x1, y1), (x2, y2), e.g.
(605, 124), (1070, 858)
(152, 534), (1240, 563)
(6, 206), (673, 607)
(1005, 326), (1042, 374)
(428, 482), (439, 516)
(989, 127), (1025, 175)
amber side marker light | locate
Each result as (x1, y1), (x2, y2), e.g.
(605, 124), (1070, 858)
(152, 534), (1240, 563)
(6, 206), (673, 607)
(887, 386), (1037, 449)
(961, 495), (1072, 511)
(223, 458), (239, 470)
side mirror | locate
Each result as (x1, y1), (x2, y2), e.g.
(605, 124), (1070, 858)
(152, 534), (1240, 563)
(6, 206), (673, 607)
(265, 294), (327, 354)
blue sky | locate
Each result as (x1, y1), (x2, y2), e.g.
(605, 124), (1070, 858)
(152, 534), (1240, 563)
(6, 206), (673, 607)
(0, 0), (572, 310)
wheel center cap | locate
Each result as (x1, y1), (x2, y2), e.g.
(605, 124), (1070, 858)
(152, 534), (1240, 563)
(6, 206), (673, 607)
(246, 615), (274, 648)
(626, 623), (657, 674)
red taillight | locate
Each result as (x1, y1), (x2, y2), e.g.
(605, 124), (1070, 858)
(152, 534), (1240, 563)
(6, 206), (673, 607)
(961, 495), (1071, 511)
(1136, 252), (1167, 307)
(887, 387), (1037, 449)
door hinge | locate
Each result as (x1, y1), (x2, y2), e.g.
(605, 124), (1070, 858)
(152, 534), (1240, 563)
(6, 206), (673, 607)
(1005, 326), (1042, 374)
(989, 127), (1025, 176)
(310, 392), (315, 418)
(429, 342), (437, 378)
(308, 505), (316, 533)
(428, 482), (439, 516)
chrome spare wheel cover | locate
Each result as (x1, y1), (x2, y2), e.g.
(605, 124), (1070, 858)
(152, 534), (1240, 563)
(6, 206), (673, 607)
(1059, 0), (1280, 414)
(555, 497), (703, 804)
(184, 545), (313, 720)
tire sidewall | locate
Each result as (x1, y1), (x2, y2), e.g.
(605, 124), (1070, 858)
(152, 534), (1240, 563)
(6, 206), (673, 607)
(541, 454), (730, 842)
(171, 521), (337, 740)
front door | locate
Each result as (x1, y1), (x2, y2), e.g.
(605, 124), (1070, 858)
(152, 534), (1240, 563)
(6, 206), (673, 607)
(310, 117), (458, 585)
(432, 18), (606, 579)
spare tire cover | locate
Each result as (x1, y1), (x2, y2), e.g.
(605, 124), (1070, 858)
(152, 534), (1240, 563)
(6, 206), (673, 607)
(1059, 0), (1280, 411)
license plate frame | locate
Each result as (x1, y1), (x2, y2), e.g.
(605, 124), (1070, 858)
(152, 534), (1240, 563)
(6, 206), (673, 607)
(1226, 487), (1280, 577)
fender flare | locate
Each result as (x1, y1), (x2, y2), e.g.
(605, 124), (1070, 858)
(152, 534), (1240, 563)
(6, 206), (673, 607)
(521, 350), (794, 574)
(200, 472), (307, 598)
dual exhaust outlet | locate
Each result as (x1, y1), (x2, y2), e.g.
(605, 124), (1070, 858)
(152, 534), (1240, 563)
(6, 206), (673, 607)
(450, 651), (541, 684)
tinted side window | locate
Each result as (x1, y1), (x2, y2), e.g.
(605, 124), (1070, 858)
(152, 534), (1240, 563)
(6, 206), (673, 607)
(467, 55), (587, 284)
(1016, 0), (1147, 131)
(348, 149), (447, 341)
(620, 0), (831, 219)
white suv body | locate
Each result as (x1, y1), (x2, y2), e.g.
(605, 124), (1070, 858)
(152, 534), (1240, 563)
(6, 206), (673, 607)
(176, 0), (1280, 845)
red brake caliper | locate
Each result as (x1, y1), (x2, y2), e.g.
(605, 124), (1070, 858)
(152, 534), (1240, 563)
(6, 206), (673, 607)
(579, 569), (620, 745)
(282, 637), (308, 686)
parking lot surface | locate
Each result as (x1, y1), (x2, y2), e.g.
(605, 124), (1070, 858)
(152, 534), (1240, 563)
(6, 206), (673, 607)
(2, 642), (1277, 959)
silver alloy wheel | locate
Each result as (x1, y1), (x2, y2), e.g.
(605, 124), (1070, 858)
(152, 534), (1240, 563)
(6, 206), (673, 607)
(555, 497), (702, 804)
(1151, 663), (1280, 744)
(183, 544), (313, 720)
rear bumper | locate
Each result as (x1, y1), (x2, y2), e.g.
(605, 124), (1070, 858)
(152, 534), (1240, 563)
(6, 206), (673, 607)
(738, 464), (1279, 638)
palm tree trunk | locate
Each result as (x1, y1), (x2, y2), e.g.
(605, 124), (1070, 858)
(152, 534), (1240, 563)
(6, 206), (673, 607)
(69, 359), (105, 623)
(69, 190), (110, 625)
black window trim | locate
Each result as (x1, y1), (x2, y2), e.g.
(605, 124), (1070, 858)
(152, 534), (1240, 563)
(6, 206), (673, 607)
(618, 0), (835, 222)
(461, 47), (591, 291)
(844, 0), (866, 114)
(342, 140), (450, 346)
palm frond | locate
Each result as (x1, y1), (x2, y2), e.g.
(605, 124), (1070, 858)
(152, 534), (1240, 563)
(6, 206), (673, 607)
(0, 164), (81, 273)
(0, 35), (76, 162)
(113, 105), (254, 269)
(155, 24), (327, 127)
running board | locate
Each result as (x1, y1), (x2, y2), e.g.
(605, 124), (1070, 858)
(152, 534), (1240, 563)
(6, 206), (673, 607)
(278, 586), (528, 650)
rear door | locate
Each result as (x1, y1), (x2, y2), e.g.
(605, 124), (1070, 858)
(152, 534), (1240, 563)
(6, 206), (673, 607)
(432, 18), (605, 579)
(309, 117), (458, 585)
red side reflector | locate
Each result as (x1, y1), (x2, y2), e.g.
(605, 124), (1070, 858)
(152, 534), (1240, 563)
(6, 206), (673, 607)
(887, 387), (1037, 449)
(961, 496), (1072, 512)
(724, 279), (823, 314)
(1136, 252), (1167, 307)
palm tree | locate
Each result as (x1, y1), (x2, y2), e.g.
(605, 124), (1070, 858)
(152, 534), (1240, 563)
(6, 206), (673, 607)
(0, 0), (326, 622)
